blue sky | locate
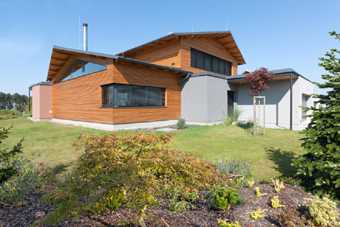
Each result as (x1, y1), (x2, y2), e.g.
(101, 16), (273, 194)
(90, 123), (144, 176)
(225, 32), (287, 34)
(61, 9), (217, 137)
(1, 0), (339, 96)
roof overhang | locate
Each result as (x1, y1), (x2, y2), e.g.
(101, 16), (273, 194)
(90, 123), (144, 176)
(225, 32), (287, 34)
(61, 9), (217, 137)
(117, 31), (246, 65)
(227, 68), (310, 84)
(46, 46), (192, 81)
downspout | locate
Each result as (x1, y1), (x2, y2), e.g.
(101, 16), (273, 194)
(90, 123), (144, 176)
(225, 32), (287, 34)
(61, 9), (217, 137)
(28, 88), (31, 112)
(290, 74), (293, 130)
(178, 73), (192, 85)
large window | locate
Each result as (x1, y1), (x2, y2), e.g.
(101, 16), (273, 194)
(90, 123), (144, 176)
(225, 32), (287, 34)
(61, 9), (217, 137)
(190, 48), (232, 76)
(102, 83), (165, 107)
(60, 59), (107, 83)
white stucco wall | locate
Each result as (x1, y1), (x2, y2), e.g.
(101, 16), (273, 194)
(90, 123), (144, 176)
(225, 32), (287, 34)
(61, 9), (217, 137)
(237, 76), (313, 128)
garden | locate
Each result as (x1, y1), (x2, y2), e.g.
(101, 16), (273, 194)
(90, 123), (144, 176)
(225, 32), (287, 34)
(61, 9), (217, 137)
(0, 31), (340, 226)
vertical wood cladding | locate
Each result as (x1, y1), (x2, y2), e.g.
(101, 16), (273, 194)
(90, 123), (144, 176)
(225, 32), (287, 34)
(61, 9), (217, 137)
(129, 37), (238, 76)
(52, 56), (182, 124)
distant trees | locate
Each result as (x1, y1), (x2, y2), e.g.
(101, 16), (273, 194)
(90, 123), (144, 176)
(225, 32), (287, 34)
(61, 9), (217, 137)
(0, 92), (29, 111)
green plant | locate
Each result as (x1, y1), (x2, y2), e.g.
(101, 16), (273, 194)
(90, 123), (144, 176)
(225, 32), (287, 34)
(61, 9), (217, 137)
(214, 156), (252, 186)
(176, 118), (186, 129)
(273, 207), (306, 227)
(224, 107), (242, 125)
(0, 125), (24, 184)
(292, 31), (340, 199)
(169, 200), (194, 212)
(279, 176), (302, 186)
(303, 196), (340, 227)
(271, 196), (284, 209)
(260, 179), (270, 184)
(255, 187), (266, 197)
(40, 133), (225, 225)
(250, 208), (265, 219)
(271, 178), (285, 193)
(246, 178), (255, 188)
(217, 219), (241, 227)
(208, 185), (239, 210)
(0, 153), (55, 206)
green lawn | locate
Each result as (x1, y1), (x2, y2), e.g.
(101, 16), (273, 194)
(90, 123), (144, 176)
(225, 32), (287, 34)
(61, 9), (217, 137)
(0, 118), (306, 180)
(173, 125), (306, 180)
(0, 117), (112, 171)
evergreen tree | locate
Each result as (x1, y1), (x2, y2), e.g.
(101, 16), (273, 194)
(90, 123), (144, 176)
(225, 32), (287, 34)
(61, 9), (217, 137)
(292, 31), (340, 199)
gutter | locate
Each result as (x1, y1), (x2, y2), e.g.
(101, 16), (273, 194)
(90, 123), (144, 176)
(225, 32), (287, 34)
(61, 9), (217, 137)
(178, 73), (192, 85)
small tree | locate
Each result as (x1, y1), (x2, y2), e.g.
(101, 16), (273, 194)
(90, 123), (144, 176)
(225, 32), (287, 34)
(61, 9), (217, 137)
(0, 125), (24, 184)
(292, 31), (340, 199)
(244, 67), (274, 135)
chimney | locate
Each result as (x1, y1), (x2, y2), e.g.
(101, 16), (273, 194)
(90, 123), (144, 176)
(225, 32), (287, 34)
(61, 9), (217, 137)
(83, 23), (88, 51)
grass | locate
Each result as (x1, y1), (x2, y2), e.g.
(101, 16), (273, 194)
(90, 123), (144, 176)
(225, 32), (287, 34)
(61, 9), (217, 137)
(0, 117), (112, 171)
(0, 118), (306, 180)
(173, 124), (305, 180)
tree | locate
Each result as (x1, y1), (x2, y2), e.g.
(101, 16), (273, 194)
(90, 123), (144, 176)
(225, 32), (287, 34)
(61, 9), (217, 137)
(244, 67), (274, 135)
(0, 125), (24, 184)
(292, 31), (340, 199)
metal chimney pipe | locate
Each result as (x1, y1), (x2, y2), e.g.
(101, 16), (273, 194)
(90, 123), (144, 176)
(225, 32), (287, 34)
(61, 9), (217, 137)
(83, 23), (88, 51)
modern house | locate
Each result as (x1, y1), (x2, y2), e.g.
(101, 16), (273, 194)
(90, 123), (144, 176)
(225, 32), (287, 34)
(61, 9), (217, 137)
(30, 30), (314, 130)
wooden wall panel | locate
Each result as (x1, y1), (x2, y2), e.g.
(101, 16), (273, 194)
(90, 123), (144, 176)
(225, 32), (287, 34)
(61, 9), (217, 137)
(180, 38), (238, 75)
(52, 55), (182, 125)
(111, 60), (182, 124)
(52, 64), (115, 124)
(127, 39), (182, 68)
(128, 37), (239, 76)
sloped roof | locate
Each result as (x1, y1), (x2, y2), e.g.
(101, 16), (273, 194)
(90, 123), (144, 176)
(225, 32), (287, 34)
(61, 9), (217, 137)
(117, 31), (246, 65)
(46, 46), (191, 81)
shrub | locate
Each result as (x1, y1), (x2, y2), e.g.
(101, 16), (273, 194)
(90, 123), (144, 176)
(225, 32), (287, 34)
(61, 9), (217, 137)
(303, 196), (340, 227)
(176, 118), (186, 129)
(224, 107), (242, 125)
(0, 125), (24, 184)
(292, 31), (340, 199)
(208, 185), (239, 210)
(255, 187), (266, 198)
(0, 153), (55, 206)
(218, 219), (241, 227)
(271, 179), (285, 193)
(273, 207), (306, 226)
(250, 208), (265, 219)
(214, 156), (252, 186)
(271, 196), (285, 209)
(41, 133), (226, 225)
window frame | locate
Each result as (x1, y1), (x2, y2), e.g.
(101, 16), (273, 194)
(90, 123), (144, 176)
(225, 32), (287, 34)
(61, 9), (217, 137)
(100, 83), (166, 108)
(190, 48), (232, 76)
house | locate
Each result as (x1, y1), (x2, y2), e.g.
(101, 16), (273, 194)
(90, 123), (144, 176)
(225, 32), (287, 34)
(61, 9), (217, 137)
(29, 31), (314, 130)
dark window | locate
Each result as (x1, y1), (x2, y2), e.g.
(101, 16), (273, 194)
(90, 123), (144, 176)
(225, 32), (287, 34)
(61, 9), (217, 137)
(190, 48), (232, 76)
(102, 83), (165, 107)
(60, 60), (107, 83)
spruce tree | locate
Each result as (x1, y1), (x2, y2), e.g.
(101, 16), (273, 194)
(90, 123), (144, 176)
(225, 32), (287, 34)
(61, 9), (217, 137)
(292, 31), (340, 199)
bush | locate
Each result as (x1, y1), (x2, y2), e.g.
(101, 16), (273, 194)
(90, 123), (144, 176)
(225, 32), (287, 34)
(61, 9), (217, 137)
(224, 107), (242, 125)
(208, 185), (239, 210)
(41, 133), (226, 225)
(273, 207), (306, 226)
(303, 196), (340, 227)
(0, 153), (55, 206)
(0, 125), (24, 184)
(214, 156), (252, 186)
(176, 118), (186, 129)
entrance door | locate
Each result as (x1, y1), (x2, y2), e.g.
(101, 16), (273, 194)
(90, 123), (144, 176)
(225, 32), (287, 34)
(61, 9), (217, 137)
(228, 91), (235, 111)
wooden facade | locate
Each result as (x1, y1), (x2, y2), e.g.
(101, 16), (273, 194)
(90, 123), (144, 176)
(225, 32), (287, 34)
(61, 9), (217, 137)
(51, 54), (182, 124)
(47, 32), (245, 125)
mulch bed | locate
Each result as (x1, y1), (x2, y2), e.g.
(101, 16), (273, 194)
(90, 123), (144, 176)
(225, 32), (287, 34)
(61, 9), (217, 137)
(2, 182), (340, 227)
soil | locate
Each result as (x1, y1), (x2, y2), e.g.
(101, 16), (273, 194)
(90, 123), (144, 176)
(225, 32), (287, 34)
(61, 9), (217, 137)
(1, 182), (340, 227)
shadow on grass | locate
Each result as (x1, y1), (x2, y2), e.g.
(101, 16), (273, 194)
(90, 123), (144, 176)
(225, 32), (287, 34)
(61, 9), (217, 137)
(237, 124), (254, 134)
(265, 147), (298, 177)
